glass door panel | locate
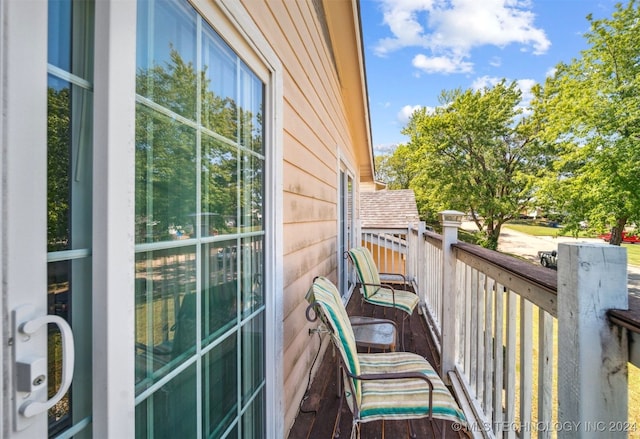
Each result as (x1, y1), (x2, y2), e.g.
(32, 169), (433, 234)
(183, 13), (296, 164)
(135, 1), (266, 437)
(47, 0), (94, 436)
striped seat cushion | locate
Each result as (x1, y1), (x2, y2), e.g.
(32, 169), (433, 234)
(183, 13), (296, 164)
(348, 247), (418, 314)
(368, 286), (418, 315)
(358, 352), (467, 426)
(312, 276), (362, 403)
(348, 247), (382, 299)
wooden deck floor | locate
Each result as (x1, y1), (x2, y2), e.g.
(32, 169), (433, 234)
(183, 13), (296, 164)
(288, 286), (468, 439)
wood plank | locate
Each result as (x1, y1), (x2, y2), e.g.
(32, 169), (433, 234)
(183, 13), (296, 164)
(538, 309), (554, 439)
(476, 272), (485, 401)
(483, 277), (494, 417)
(470, 268), (479, 391)
(493, 283), (504, 434)
(464, 265), (472, 375)
(519, 299), (533, 439)
(282, 192), (336, 224)
(505, 290), (517, 439)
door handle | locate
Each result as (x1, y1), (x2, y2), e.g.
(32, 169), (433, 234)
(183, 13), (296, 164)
(12, 305), (75, 430)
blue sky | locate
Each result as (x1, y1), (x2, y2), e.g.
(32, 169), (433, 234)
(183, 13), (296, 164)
(360, 0), (619, 154)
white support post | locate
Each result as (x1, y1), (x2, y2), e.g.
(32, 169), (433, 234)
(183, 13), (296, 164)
(558, 243), (628, 438)
(440, 211), (464, 382)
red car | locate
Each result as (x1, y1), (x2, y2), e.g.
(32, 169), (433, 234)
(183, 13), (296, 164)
(598, 231), (640, 244)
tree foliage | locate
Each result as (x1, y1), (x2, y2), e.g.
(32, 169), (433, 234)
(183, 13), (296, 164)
(135, 49), (263, 242)
(47, 87), (71, 251)
(402, 80), (551, 249)
(374, 144), (416, 189)
(532, 0), (640, 245)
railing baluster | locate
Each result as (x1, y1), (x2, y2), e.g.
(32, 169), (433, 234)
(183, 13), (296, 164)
(493, 283), (504, 435)
(505, 290), (517, 439)
(470, 269), (478, 391)
(464, 265), (472, 376)
(476, 272), (485, 401)
(484, 277), (494, 417)
(538, 308), (553, 439)
(520, 299), (533, 439)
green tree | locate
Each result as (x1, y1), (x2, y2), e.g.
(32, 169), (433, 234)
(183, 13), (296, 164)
(135, 49), (262, 241)
(374, 144), (416, 189)
(403, 80), (550, 249)
(47, 87), (71, 251)
(533, 0), (640, 245)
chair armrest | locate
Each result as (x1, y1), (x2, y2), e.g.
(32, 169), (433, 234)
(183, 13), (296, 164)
(359, 281), (400, 306)
(378, 272), (408, 286)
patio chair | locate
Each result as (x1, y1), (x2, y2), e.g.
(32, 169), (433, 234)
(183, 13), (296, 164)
(306, 276), (467, 439)
(346, 246), (419, 349)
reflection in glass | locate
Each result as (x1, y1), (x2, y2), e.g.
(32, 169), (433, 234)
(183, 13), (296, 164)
(239, 64), (264, 154)
(135, 105), (197, 243)
(240, 152), (264, 231)
(136, 0), (197, 120)
(241, 237), (264, 317)
(241, 311), (264, 405)
(201, 135), (237, 237)
(202, 334), (238, 438)
(48, 77), (71, 252)
(47, 19), (94, 431)
(135, 363), (197, 439)
(242, 389), (265, 439)
(48, 0), (71, 71)
(201, 240), (238, 343)
(47, 260), (71, 434)
(135, 0), (267, 435)
(135, 247), (197, 391)
(201, 27), (237, 139)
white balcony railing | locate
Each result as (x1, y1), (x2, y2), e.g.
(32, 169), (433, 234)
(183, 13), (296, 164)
(362, 217), (636, 439)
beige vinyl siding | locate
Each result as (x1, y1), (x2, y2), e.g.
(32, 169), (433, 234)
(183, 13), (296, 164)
(239, 0), (364, 432)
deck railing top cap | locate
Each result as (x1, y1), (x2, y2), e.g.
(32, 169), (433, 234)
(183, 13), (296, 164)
(439, 210), (464, 226)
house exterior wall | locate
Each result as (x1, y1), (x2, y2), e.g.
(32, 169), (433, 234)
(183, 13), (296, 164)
(239, 0), (371, 432)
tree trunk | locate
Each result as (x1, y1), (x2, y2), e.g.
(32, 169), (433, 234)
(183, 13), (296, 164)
(609, 217), (628, 246)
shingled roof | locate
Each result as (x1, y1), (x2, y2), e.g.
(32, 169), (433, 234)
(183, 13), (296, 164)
(360, 189), (419, 228)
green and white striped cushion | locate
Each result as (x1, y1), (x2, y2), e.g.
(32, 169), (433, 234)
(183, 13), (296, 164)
(358, 352), (467, 426)
(348, 247), (382, 299)
(312, 277), (362, 404)
(348, 247), (418, 314)
(366, 286), (418, 315)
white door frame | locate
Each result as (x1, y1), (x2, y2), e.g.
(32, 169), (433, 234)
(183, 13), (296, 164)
(1, 0), (48, 436)
(91, 1), (137, 437)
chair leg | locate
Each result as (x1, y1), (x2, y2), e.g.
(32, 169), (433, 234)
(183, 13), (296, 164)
(333, 382), (346, 438)
(396, 308), (407, 351)
(349, 421), (360, 439)
(408, 419), (417, 439)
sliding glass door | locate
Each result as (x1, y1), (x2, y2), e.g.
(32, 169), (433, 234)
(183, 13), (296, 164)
(134, 1), (267, 437)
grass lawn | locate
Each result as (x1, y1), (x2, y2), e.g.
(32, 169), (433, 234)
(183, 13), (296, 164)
(503, 223), (640, 267)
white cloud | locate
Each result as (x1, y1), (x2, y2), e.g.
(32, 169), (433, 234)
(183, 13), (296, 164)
(397, 104), (424, 124)
(374, 143), (400, 155)
(471, 75), (537, 109)
(516, 78), (536, 104)
(489, 56), (502, 67)
(471, 75), (501, 91)
(374, 0), (550, 72)
(545, 67), (557, 78)
(412, 54), (473, 74)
